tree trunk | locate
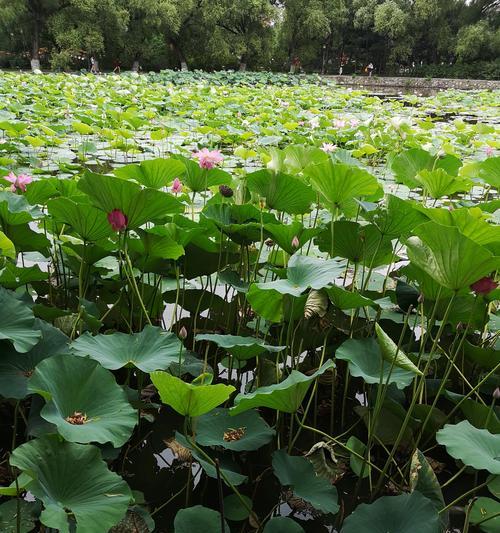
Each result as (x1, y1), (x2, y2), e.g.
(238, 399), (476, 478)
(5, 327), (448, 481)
(239, 54), (247, 71)
(31, 17), (41, 71)
(170, 40), (188, 71)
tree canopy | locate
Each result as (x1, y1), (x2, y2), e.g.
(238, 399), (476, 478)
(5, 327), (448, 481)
(0, 0), (498, 74)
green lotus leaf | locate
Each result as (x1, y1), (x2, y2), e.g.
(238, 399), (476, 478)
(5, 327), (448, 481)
(173, 155), (231, 192)
(336, 338), (415, 389)
(366, 194), (428, 237)
(47, 197), (113, 241)
(0, 191), (43, 225)
(10, 435), (132, 533)
(469, 497), (500, 533)
(247, 283), (284, 322)
(326, 286), (377, 310)
(0, 287), (41, 353)
(151, 371), (235, 417)
(71, 325), (183, 371)
(114, 157), (186, 188)
(223, 494), (253, 521)
(78, 171), (183, 229)
(272, 449), (339, 515)
(231, 360), (334, 415)
(0, 500), (38, 533)
(406, 221), (500, 291)
(195, 408), (275, 451)
(479, 156), (500, 188)
(0, 319), (69, 399)
(0, 230), (15, 259)
(305, 161), (380, 212)
(29, 354), (136, 447)
(257, 254), (344, 296)
(174, 505), (229, 533)
(391, 148), (461, 188)
(317, 221), (394, 267)
(415, 168), (471, 199)
(410, 450), (447, 529)
(263, 516), (305, 533)
(0, 263), (47, 289)
(375, 323), (422, 376)
(341, 492), (440, 533)
(436, 421), (500, 474)
(176, 432), (247, 486)
(264, 221), (320, 254)
(246, 169), (315, 214)
(346, 436), (370, 479)
(195, 333), (285, 360)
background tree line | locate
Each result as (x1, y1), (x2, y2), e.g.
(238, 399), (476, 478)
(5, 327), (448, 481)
(0, 0), (498, 77)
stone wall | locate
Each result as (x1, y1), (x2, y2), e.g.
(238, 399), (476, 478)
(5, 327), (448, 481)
(327, 75), (500, 91)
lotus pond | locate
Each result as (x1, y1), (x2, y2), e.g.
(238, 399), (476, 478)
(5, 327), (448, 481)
(0, 72), (499, 533)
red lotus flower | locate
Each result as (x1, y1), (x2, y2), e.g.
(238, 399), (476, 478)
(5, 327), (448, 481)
(471, 276), (498, 295)
(107, 209), (128, 231)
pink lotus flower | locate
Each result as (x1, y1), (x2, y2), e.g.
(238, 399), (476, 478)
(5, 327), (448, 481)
(192, 148), (224, 170)
(321, 142), (337, 153)
(5, 172), (32, 193)
(334, 119), (346, 128)
(471, 276), (498, 295)
(350, 119), (360, 127)
(485, 146), (494, 157)
(171, 177), (182, 194)
(107, 209), (128, 231)
(309, 117), (320, 129)
(291, 235), (300, 249)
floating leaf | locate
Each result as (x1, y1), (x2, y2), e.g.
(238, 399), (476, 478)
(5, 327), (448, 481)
(263, 517), (305, 532)
(341, 492), (440, 533)
(174, 505), (229, 533)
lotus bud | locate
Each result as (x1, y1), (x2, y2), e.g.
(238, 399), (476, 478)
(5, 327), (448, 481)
(171, 177), (182, 194)
(493, 387), (500, 400)
(259, 197), (266, 210)
(107, 209), (128, 231)
(179, 326), (188, 340)
(291, 236), (300, 249)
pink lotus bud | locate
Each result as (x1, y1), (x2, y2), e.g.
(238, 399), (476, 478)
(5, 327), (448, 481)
(493, 387), (500, 400)
(107, 209), (128, 232)
(291, 236), (300, 249)
(171, 177), (182, 194)
(471, 276), (498, 296)
(179, 326), (188, 340)
(486, 146), (494, 158)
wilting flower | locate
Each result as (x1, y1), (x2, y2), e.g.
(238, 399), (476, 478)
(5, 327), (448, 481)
(471, 276), (498, 295)
(219, 184), (234, 198)
(192, 148), (224, 170)
(107, 209), (128, 231)
(171, 177), (182, 194)
(485, 146), (494, 157)
(321, 142), (337, 153)
(291, 235), (300, 249)
(333, 119), (346, 128)
(179, 326), (188, 340)
(5, 172), (32, 193)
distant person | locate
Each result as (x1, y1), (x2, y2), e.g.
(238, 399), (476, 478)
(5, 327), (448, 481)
(366, 62), (374, 77)
(113, 59), (121, 74)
